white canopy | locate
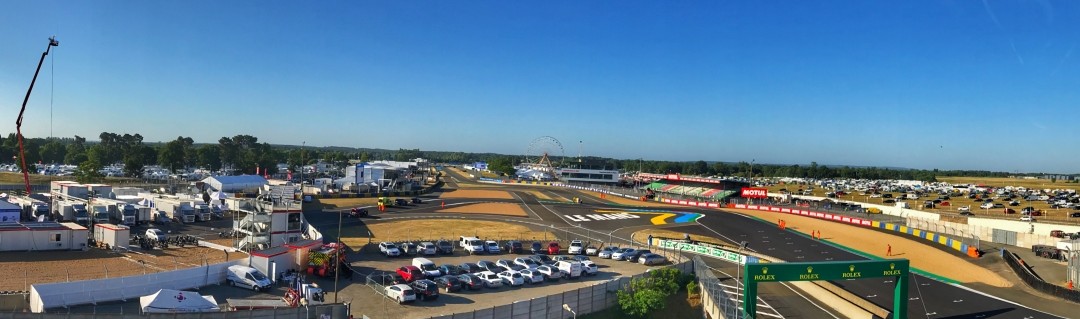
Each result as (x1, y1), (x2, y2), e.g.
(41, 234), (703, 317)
(139, 289), (220, 313)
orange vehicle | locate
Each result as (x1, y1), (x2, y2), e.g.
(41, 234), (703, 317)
(307, 242), (350, 278)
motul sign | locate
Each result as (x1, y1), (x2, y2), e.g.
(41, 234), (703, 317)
(741, 188), (768, 198)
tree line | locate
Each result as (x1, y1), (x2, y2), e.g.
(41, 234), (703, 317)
(2, 133), (1020, 182)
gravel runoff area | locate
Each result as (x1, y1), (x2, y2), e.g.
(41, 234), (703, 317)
(334, 250), (663, 319)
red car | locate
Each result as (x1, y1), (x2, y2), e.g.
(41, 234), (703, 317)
(547, 242), (561, 255)
(397, 266), (425, 283)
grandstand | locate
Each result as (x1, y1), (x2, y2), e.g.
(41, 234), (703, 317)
(639, 173), (747, 201)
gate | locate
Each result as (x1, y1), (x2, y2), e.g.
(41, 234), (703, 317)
(992, 229), (1017, 246)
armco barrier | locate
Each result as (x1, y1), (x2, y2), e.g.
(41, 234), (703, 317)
(1002, 249), (1080, 303)
(727, 203), (978, 257)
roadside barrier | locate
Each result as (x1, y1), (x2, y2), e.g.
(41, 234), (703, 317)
(1002, 249), (1080, 303)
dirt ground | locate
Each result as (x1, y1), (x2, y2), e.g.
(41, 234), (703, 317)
(436, 203), (527, 217)
(336, 219), (557, 248)
(726, 208), (1012, 288)
(438, 189), (514, 199)
(0, 245), (246, 291)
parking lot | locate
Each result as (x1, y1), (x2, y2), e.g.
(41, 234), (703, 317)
(332, 247), (661, 319)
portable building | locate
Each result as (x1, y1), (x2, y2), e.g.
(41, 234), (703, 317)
(93, 223), (130, 249)
(0, 201), (21, 223)
(0, 222), (87, 251)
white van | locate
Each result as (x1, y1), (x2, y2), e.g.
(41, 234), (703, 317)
(460, 236), (484, 254)
(226, 265), (272, 291)
(555, 260), (583, 279)
(412, 257), (441, 277)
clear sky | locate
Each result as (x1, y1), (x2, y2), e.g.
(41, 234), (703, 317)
(1, 1), (1078, 173)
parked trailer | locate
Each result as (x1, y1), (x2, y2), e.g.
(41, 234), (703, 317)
(93, 223), (130, 249)
(91, 205), (111, 224)
(7, 196), (49, 222)
(58, 202), (90, 225)
(154, 198), (197, 223)
(194, 203), (213, 221)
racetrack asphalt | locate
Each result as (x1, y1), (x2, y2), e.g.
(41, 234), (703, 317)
(306, 168), (1067, 319)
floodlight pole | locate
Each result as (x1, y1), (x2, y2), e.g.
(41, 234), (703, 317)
(334, 208), (343, 303)
(16, 36), (59, 194)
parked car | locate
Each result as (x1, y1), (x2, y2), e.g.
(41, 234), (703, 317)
(146, 228), (166, 241)
(411, 197), (423, 204)
(957, 206), (971, 213)
(457, 273), (484, 290)
(611, 248), (636, 261)
(395, 198), (409, 206)
(385, 284), (416, 304)
(639, 253), (668, 265)
(519, 269), (545, 284)
(410, 279), (439, 301)
(396, 266), (425, 283)
(1070, 212), (1080, 218)
(547, 242), (561, 255)
(436, 240), (454, 254)
(979, 202), (994, 209)
(434, 276), (465, 293)
(460, 262), (482, 274)
(568, 240), (584, 255)
(379, 242), (401, 257)
(536, 265), (562, 281)
(530, 241), (544, 254)
(1009, 200), (1020, 206)
(584, 246), (599, 256)
(552, 255), (573, 262)
(504, 241), (523, 254)
(401, 242), (419, 255)
(439, 264), (465, 276)
(626, 249), (651, 262)
(419, 242), (437, 255)
(1020, 215), (1036, 222)
(1004, 208), (1016, 214)
(514, 257), (539, 269)
(485, 240), (502, 254)
(572, 255), (591, 262)
(598, 247), (616, 259)
(495, 259), (517, 270)
(529, 254), (555, 266)
(477, 260), (505, 273)
(959, 211), (975, 216)
(992, 203), (1004, 208)
(580, 260), (598, 275)
(477, 271), (503, 288)
(498, 270), (526, 287)
(347, 207), (368, 218)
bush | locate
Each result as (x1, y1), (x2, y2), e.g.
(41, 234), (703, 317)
(686, 281), (698, 295)
(617, 287), (667, 317)
(617, 268), (687, 318)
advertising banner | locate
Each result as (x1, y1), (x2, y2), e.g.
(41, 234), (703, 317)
(740, 187), (769, 198)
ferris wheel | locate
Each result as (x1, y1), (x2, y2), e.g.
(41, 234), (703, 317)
(525, 136), (565, 170)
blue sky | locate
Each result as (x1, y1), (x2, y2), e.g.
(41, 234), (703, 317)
(2, 1), (1078, 173)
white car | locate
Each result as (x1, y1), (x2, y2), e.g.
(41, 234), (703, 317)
(518, 269), (545, 284)
(980, 202), (994, 209)
(485, 240), (502, 254)
(385, 284), (416, 304)
(580, 260), (598, 276)
(536, 265), (562, 281)
(957, 206), (971, 213)
(568, 240), (584, 255)
(611, 248), (635, 261)
(584, 246), (599, 256)
(477, 271), (503, 288)
(145, 228), (166, 242)
(419, 242), (437, 255)
(598, 247), (616, 259)
(498, 270), (525, 286)
(514, 257), (539, 269)
(1020, 215), (1035, 222)
(379, 242), (401, 257)
(495, 259), (516, 270)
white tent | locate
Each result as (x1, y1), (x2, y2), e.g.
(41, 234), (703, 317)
(139, 289), (220, 313)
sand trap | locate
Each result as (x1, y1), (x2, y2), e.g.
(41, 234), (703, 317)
(437, 203), (528, 217)
(526, 190), (553, 201)
(439, 189), (514, 199)
(727, 208), (1012, 288)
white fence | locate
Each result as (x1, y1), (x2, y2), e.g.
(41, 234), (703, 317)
(29, 259), (248, 313)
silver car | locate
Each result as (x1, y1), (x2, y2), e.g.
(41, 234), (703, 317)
(638, 253), (667, 265)
(598, 247), (616, 259)
(611, 248), (635, 261)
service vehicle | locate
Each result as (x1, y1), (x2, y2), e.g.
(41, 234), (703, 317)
(555, 260), (583, 279)
(460, 236), (485, 255)
(307, 243), (348, 278)
(226, 265), (272, 291)
(412, 257), (442, 277)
